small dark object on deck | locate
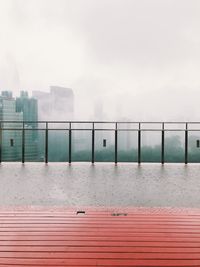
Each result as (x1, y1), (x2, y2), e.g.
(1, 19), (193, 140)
(111, 213), (127, 216)
(76, 210), (86, 215)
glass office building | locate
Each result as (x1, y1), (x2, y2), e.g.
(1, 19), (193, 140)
(0, 91), (39, 161)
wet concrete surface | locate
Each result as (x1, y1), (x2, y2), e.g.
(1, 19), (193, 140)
(0, 163), (200, 207)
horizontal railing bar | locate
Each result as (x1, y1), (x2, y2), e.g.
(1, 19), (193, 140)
(2, 120), (200, 124)
(1, 128), (200, 131)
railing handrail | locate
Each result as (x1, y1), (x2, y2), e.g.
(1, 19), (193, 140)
(1, 121), (200, 131)
(1, 120), (200, 124)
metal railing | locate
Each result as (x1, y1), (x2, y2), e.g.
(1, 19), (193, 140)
(0, 121), (200, 164)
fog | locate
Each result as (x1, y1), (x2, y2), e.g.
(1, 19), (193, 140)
(0, 0), (200, 121)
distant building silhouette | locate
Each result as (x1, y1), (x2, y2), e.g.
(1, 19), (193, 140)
(33, 86), (74, 162)
(33, 86), (74, 120)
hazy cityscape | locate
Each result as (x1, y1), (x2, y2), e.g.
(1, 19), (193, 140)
(1, 87), (200, 162)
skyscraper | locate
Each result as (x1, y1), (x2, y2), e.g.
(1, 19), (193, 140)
(0, 91), (39, 161)
(16, 91), (38, 123)
(33, 86), (74, 121)
(16, 91), (38, 140)
(0, 91), (23, 161)
(33, 86), (74, 162)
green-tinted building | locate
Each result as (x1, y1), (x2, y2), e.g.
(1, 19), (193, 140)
(16, 91), (38, 128)
(0, 91), (23, 161)
(0, 91), (39, 161)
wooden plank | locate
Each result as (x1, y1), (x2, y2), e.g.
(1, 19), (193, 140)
(1, 245), (200, 253)
(0, 258), (200, 266)
(0, 240), (200, 247)
(0, 218), (200, 226)
(1, 212), (200, 216)
(1, 221), (200, 227)
(1, 251), (200, 260)
(1, 231), (200, 237)
(1, 235), (200, 243)
(2, 227), (200, 233)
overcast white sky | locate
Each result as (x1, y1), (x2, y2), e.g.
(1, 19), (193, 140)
(0, 0), (200, 120)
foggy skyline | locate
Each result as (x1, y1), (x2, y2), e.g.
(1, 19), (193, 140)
(0, 0), (200, 120)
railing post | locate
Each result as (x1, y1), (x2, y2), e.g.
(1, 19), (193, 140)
(185, 123), (188, 164)
(0, 122), (2, 164)
(92, 123), (95, 164)
(69, 122), (72, 164)
(161, 122), (165, 164)
(115, 123), (118, 164)
(45, 122), (48, 163)
(22, 122), (25, 163)
(138, 123), (141, 164)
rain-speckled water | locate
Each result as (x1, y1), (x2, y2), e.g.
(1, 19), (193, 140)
(0, 163), (200, 207)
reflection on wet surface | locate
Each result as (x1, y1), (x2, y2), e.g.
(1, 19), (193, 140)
(0, 163), (200, 207)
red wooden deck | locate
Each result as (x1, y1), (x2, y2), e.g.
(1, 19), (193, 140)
(0, 207), (200, 266)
